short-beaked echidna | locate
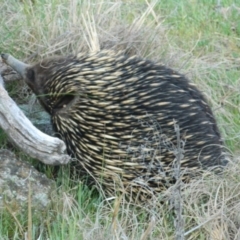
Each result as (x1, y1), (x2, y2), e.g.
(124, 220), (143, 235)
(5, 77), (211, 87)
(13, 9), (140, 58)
(1, 50), (227, 200)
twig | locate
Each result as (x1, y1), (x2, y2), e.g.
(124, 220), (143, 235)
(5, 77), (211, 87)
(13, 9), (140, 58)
(173, 122), (185, 240)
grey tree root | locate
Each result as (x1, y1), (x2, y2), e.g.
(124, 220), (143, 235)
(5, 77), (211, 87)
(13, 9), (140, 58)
(0, 73), (70, 165)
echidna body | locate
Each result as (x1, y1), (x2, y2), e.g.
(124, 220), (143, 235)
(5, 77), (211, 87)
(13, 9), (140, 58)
(4, 51), (227, 199)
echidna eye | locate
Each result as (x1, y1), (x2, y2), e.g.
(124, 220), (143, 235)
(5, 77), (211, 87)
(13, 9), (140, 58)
(54, 93), (76, 111)
(25, 69), (35, 90)
(26, 69), (35, 82)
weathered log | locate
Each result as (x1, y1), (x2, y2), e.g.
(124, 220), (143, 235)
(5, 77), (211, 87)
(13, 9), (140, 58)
(0, 71), (70, 165)
(0, 59), (21, 82)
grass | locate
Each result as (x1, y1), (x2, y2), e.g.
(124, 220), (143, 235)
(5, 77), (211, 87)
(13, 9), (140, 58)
(0, 0), (240, 239)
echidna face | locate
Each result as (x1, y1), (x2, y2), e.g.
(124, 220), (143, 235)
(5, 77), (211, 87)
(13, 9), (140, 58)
(25, 56), (79, 114)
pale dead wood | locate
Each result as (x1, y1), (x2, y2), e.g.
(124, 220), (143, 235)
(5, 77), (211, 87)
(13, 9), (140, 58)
(0, 60), (21, 82)
(0, 73), (70, 165)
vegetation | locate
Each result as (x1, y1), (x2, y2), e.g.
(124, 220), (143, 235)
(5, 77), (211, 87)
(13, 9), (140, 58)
(0, 0), (239, 239)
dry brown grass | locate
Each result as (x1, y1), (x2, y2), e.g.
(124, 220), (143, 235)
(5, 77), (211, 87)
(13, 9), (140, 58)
(42, 159), (240, 239)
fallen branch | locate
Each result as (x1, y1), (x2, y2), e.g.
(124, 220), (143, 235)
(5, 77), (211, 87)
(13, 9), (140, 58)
(0, 60), (22, 82)
(0, 73), (70, 165)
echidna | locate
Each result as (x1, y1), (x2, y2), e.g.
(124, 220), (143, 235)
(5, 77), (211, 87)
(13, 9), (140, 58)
(1, 50), (227, 200)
